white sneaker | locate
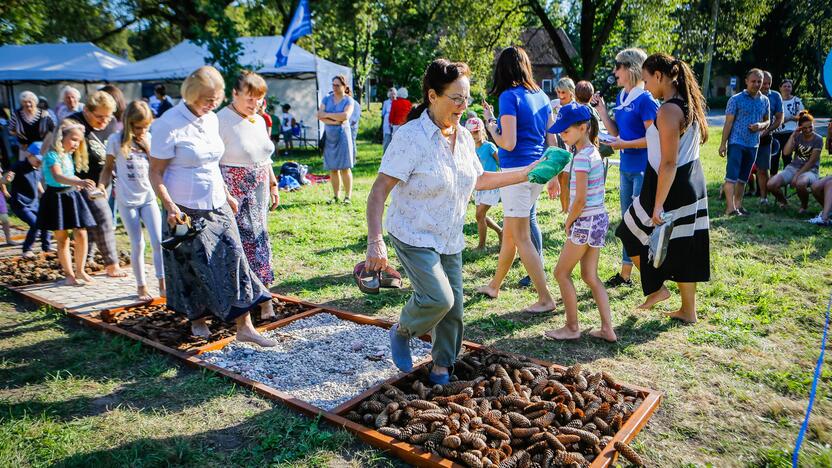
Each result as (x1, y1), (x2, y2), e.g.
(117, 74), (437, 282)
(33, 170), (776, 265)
(808, 215), (829, 225)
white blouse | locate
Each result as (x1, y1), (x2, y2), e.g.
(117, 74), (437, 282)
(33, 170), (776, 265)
(217, 106), (275, 167)
(379, 110), (483, 255)
(150, 102), (227, 210)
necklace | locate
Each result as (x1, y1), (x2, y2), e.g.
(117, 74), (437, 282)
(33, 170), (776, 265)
(230, 103), (256, 123)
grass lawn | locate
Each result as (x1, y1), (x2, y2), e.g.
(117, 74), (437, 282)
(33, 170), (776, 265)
(2, 119), (832, 466)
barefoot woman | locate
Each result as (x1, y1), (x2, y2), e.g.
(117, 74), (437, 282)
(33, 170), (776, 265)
(365, 59), (538, 384)
(615, 54), (711, 322)
(149, 66), (276, 346)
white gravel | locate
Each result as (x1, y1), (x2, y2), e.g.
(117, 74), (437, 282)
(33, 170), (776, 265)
(201, 313), (432, 410)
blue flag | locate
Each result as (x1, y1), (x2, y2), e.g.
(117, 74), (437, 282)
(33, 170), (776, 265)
(275, 0), (313, 67)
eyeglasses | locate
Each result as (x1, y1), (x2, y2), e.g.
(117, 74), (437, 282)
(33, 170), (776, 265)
(90, 112), (112, 122)
(443, 94), (472, 106)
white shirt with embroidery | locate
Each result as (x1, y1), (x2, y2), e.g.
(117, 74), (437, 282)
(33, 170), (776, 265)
(380, 110), (483, 255)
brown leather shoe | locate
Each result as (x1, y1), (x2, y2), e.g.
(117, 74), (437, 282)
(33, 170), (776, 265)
(353, 261), (380, 294)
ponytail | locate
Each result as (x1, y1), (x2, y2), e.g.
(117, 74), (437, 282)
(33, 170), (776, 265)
(643, 53), (709, 143)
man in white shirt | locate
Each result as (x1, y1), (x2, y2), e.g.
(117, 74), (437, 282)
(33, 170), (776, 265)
(381, 87), (396, 152)
(279, 103), (296, 155)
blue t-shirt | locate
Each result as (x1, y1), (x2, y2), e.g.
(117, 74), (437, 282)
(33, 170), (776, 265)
(42, 150), (75, 188)
(476, 141), (499, 172)
(764, 89), (783, 116)
(726, 90), (770, 148)
(614, 90), (659, 173)
(497, 86), (552, 168)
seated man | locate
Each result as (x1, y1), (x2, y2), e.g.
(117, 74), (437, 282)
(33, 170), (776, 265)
(766, 111), (822, 213)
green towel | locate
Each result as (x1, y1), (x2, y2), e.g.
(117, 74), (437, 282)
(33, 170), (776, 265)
(527, 147), (573, 184)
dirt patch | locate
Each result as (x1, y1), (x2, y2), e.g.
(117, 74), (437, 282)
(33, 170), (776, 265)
(0, 251), (131, 286)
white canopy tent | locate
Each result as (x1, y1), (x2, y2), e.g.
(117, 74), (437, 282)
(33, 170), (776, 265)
(0, 42), (134, 109)
(108, 36), (353, 141)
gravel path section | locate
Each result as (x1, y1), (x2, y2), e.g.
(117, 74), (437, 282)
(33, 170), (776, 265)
(202, 313), (432, 410)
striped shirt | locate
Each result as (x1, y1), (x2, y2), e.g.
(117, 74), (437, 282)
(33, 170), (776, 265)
(569, 145), (606, 216)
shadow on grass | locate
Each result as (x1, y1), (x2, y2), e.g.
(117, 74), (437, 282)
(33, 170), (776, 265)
(486, 313), (680, 365)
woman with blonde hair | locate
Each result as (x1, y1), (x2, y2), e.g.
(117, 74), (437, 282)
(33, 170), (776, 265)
(98, 100), (165, 301)
(218, 70), (279, 286)
(150, 65), (277, 346)
(317, 74), (355, 203)
(36, 119), (97, 285)
(67, 91), (125, 277)
(591, 47), (659, 290)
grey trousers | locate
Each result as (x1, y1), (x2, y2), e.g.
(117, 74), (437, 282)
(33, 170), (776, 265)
(390, 235), (464, 368)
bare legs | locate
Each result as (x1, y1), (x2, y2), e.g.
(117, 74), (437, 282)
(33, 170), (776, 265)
(328, 169), (353, 201)
(545, 241), (616, 342)
(664, 282), (698, 323)
(476, 216), (554, 312)
(812, 177), (832, 221)
(474, 204), (502, 249)
(54, 229), (93, 286)
(723, 180), (746, 214)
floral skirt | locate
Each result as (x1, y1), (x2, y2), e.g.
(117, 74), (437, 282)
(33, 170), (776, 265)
(221, 164), (275, 285)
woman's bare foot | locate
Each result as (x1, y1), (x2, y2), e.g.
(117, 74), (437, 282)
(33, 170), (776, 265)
(236, 328), (277, 347)
(76, 271), (96, 284)
(63, 276), (82, 286)
(587, 327), (618, 342)
(544, 326), (581, 341)
(260, 300), (276, 321)
(522, 300), (557, 314)
(637, 286), (671, 310)
(136, 286), (153, 302)
(191, 321), (211, 338)
(105, 264), (128, 278)
(665, 309), (697, 324)
(476, 285), (499, 299)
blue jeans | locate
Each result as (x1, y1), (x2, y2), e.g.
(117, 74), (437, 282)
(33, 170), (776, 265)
(529, 202), (543, 264)
(726, 144), (757, 183)
(11, 202), (50, 252)
(619, 170), (644, 266)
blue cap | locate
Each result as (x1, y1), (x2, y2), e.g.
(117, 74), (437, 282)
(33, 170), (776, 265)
(549, 102), (593, 134)
(26, 142), (43, 160)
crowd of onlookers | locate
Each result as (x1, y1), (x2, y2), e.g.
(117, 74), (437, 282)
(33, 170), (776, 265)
(719, 69), (832, 224)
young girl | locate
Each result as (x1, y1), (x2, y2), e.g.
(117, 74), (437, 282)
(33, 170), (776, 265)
(544, 102), (616, 342)
(36, 119), (97, 286)
(99, 101), (165, 301)
(465, 117), (502, 249)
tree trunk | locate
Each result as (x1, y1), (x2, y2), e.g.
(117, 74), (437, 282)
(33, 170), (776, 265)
(701, 0), (720, 98)
(525, 0), (578, 78)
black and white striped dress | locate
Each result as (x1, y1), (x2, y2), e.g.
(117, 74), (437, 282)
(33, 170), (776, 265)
(615, 99), (710, 295)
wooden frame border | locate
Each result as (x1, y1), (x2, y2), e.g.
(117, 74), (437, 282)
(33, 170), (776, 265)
(1, 286), (661, 467)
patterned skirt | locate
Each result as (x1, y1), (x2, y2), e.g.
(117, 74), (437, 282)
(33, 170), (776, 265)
(220, 164), (275, 285)
(163, 202), (272, 322)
